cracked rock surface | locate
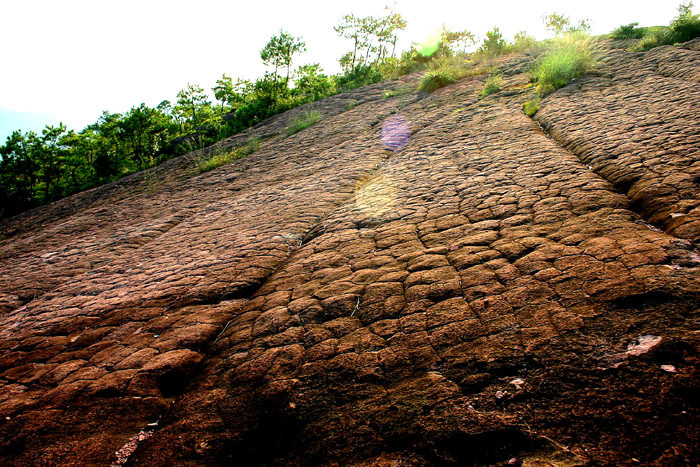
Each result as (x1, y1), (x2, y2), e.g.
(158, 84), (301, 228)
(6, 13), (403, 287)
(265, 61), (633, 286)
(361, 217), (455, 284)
(0, 41), (699, 465)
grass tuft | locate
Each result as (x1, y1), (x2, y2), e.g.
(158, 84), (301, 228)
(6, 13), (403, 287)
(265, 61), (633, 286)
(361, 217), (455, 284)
(286, 110), (322, 135)
(522, 98), (541, 117)
(531, 32), (597, 96)
(479, 74), (503, 97)
(197, 138), (260, 172)
(418, 70), (457, 93)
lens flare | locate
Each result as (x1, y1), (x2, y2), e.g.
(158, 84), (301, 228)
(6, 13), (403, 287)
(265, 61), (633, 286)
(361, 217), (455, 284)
(354, 174), (397, 219)
(381, 114), (411, 151)
(418, 30), (441, 57)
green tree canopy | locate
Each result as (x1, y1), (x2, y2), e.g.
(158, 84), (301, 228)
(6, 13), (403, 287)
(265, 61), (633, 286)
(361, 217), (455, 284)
(335, 11), (406, 72)
(174, 83), (211, 131)
(260, 30), (306, 82)
(544, 12), (591, 35)
(213, 74), (235, 110)
(479, 28), (507, 57)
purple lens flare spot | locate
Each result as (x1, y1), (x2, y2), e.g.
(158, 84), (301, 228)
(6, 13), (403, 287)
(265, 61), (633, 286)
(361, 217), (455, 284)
(381, 114), (411, 151)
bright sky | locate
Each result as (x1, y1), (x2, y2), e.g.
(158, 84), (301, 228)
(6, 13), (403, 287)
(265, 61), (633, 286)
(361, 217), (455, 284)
(0, 0), (683, 141)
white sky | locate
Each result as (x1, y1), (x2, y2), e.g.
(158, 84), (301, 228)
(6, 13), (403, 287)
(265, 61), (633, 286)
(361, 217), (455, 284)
(0, 0), (684, 140)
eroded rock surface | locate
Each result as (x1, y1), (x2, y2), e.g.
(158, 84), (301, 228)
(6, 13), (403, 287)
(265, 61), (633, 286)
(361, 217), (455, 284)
(0, 42), (698, 465)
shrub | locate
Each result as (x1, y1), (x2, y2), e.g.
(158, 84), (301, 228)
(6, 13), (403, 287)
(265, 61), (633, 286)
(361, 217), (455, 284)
(479, 74), (503, 97)
(418, 70), (457, 93)
(633, 27), (671, 51)
(522, 98), (540, 116)
(531, 32), (597, 96)
(478, 27), (507, 57)
(508, 31), (538, 53)
(197, 138), (260, 172)
(632, 2), (700, 50)
(612, 22), (648, 39)
(334, 65), (383, 91)
(670, 1), (700, 42)
(286, 110), (322, 135)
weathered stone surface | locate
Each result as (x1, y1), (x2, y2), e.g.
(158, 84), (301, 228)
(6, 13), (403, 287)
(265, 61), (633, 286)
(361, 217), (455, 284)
(0, 41), (698, 465)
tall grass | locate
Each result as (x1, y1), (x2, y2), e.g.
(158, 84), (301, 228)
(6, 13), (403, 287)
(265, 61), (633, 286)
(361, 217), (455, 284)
(417, 56), (488, 93)
(531, 32), (597, 96)
(418, 70), (457, 92)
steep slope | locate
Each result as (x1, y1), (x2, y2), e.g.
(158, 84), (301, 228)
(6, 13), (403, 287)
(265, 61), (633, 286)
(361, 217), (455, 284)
(0, 42), (698, 465)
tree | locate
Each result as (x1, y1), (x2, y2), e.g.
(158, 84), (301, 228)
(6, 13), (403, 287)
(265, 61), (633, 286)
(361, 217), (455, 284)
(334, 11), (406, 71)
(118, 104), (171, 169)
(544, 12), (591, 35)
(374, 11), (407, 60)
(88, 111), (126, 179)
(174, 83), (211, 131)
(479, 28), (507, 57)
(0, 130), (40, 214)
(292, 64), (335, 101)
(36, 124), (68, 200)
(260, 30), (306, 83)
(334, 14), (364, 71)
(544, 13), (570, 35)
(441, 27), (475, 53)
(213, 74), (235, 110)
(671, 1), (700, 42)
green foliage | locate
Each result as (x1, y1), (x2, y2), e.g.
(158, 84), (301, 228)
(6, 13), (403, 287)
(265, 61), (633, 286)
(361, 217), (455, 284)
(631, 26), (671, 50)
(670, 1), (700, 42)
(334, 11), (407, 72)
(544, 13), (570, 35)
(292, 64), (336, 101)
(478, 28), (507, 57)
(479, 74), (503, 97)
(531, 32), (597, 96)
(441, 27), (476, 53)
(509, 31), (538, 53)
(212, 75), (253, 113)
(522, 98), (540, 116)
(611, 22), (648, 39)
(544, 13), (591, 36)
(380, 46), (429, 78)
(334, 65), (383, 91)
(197, 138), (260, 173)
(345, 99), (359, 111)
(418, 70), (457, 93)
(119, 104), (171, 169)
(627, 2), (700, 51)
(0, 102), (178, 218)
(286, 111), (322, 135)
(261, 30), (306, 81)
(174, 83), (212, 132)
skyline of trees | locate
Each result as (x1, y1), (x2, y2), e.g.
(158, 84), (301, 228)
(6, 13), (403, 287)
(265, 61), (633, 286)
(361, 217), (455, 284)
(2, 4), (697, 219)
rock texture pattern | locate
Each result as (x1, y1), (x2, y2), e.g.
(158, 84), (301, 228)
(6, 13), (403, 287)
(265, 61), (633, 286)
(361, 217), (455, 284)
(0, 41), (698, 465)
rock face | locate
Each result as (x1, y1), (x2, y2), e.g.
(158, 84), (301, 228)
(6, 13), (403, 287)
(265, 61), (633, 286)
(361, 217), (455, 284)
(0, 41), (699, 465)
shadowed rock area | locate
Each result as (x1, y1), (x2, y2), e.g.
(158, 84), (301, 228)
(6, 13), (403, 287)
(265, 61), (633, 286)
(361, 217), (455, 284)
(0, 41), (698, 465)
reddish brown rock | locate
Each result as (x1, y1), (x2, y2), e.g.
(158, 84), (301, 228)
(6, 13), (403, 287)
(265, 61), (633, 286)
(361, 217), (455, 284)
(0, 41), (698, 466)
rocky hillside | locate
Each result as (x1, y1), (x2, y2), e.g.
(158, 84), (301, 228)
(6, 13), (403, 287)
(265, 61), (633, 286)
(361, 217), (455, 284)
(0, 40), (698, 465)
